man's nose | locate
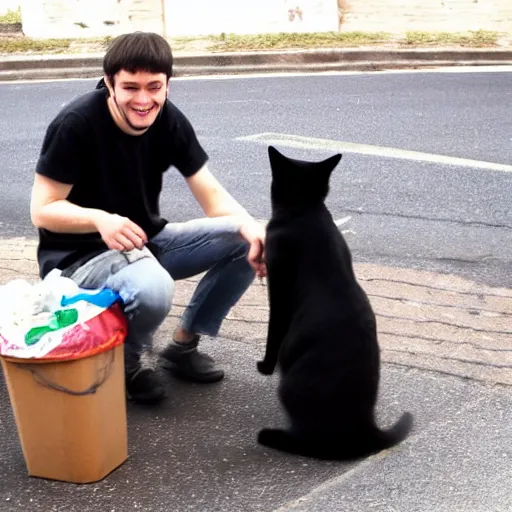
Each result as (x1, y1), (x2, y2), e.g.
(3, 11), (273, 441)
(135, 89), (151, 103)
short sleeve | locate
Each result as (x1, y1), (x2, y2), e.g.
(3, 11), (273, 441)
(164, 102), (208, 178)
(36, 112), (86, 184)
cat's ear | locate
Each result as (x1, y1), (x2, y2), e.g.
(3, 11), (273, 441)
(268, 146), (286, 166)
(268, 146), (290, 178)
(320, 153), (342, 174)
(268, 145), (279, 157)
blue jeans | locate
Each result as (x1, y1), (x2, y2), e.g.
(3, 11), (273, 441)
(66, 217), (255, 371)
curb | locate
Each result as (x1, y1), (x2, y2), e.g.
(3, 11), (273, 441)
(0, 48), (512, 80)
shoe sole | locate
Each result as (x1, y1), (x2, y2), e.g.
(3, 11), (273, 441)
(160, 360), (224, 383)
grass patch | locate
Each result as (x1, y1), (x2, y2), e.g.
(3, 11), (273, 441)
(209, 31), (392, 51)
(0, 38), (73, 54)
(403, 30), (499, 47)
(0, 7), (21, 24)
(0, 30), (502, 55)
(0, 37), (112, 54)
(172, 30), (500, 52)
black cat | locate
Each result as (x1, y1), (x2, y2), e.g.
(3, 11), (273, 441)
(257, 146), (413, 461)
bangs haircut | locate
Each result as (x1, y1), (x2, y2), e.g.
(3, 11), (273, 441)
(103, 32), (173, 84)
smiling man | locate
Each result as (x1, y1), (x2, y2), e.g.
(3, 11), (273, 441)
(30, 32), (266, 404)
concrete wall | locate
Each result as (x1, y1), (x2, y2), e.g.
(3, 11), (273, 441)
(20, 0), (338, 38)
(164, 0), (339, 37)
(19, 0), (512, 39)
(20, 0), (164, 39)
(340, 0), (512, 33)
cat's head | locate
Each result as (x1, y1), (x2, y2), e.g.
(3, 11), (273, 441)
(268, 146), (342, 210)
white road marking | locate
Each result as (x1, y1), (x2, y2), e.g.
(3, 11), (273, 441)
(237, 133), (512, 173)
(335, 216), (352, 227)
(175, 65), (512, 81)
(0, 77), (102, 85)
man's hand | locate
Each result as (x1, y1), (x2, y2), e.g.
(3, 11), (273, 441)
(184, 166), (267, 277)
(95, 212), (148, 251)
(240, 220), (267, 278)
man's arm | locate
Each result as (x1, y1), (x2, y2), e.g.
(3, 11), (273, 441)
(185, 165), (267, 277)
(30, 173), (147, 251)
(185, 164), (251, 219)
(31, 173), (102, 233)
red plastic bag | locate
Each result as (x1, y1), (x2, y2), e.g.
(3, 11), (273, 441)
(0, 303), (127, 361)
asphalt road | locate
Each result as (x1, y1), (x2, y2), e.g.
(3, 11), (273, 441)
(0, 69), (511, 512)
(0, 69), (510, 287)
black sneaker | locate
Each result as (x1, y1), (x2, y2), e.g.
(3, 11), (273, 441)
(159, 336), (224, 383)
(126, 367), (166, 404)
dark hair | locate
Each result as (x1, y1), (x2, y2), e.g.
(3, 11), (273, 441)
(103, 32), (173, 84)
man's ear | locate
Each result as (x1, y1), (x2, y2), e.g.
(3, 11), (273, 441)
(104, 75), (115, 97)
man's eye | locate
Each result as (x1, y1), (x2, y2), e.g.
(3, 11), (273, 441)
(125, 87), (137, 91)
(150, 86), (162, 91)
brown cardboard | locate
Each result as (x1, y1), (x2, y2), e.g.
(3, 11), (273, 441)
(1, 345), (128, 483)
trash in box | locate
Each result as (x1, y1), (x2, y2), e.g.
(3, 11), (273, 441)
(0, 270), (129, 483)
(0, 269), (126, 361)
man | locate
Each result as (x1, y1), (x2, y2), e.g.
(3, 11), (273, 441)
(30, 32), (266, 404)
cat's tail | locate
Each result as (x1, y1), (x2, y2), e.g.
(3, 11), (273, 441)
(363, 411), (414, 455)
(258, 412), (414, 461)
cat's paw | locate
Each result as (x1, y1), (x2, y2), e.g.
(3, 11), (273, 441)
(258, 428), (279, 445)
(257, 360), (274, 375)
(258, 428), (291, 450)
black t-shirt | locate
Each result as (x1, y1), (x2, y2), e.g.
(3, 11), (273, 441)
(35, 80), (208, 278)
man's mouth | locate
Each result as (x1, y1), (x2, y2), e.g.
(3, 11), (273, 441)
(131, 106), (154, 116)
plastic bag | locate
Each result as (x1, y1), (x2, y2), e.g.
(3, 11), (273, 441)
(0, 270), (127, 361)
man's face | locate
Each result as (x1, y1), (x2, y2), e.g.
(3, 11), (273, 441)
(111, 70), (168, 131)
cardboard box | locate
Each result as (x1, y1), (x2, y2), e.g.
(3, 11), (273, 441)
(1, 344), (128, 483)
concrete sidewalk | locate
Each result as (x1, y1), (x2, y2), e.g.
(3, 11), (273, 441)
(0, 237), (511, 511)
(1, 47), (512, 81)
(1, 237), (511, 386)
